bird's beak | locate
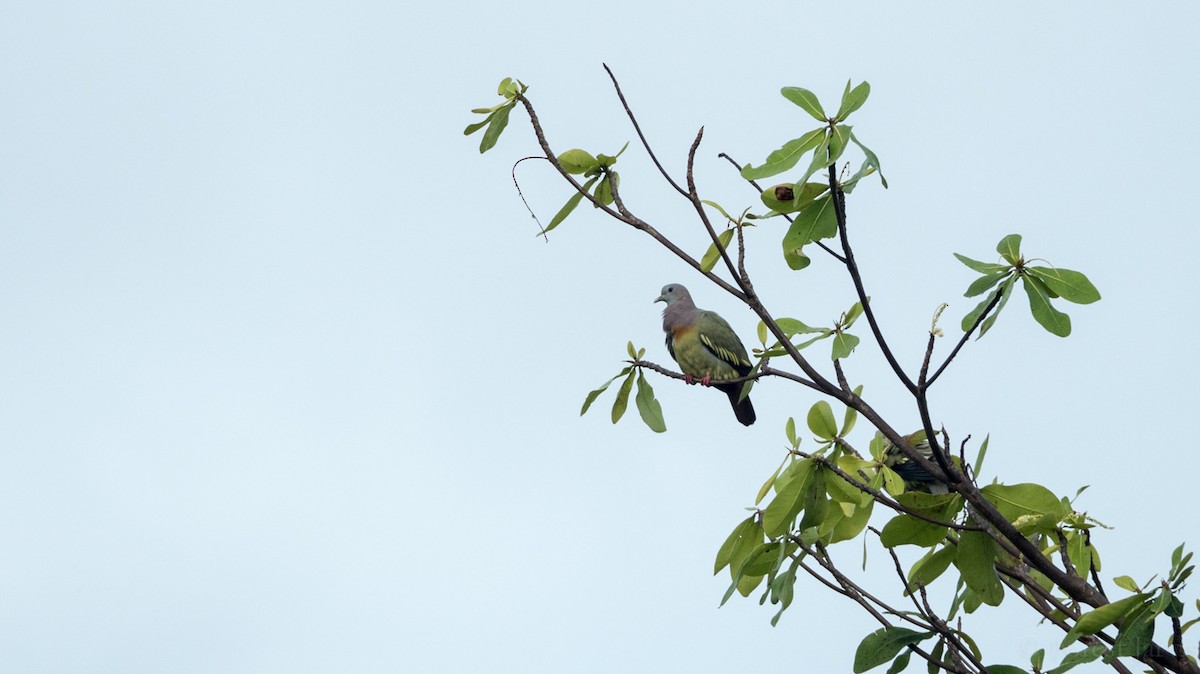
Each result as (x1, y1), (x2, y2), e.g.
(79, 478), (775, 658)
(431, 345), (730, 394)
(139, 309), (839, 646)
(654, 293), (666, 304)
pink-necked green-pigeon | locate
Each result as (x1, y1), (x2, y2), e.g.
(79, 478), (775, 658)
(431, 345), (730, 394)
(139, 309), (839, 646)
(656, 283), (756, 426)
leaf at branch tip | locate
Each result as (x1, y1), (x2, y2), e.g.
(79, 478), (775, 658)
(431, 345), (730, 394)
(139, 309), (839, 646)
(1027, 267), (1101, 304)
(996, 234), (1023, 264)
(756, 457), (788, 506)
(759, 181), (828, 214)
(701, 229), (736, 272)
(740, 128), (826, 181)
(806, 401), (838, 440)
(763, 459), (813, 537)
(852, 626), (933, 673)
(557, 148), (599, 175)
(954, 253), (1010, 275)
(828, 124), (853, 167)
(964, 271), (1010, 298)
(978, 277), (1015, 337)
(796, 131), (833, 187)
(837, 80), (871, 121)
(634, 370), (666, 433)
(463, 111), (495, 136)
(478, 103), (513, 153)
(757, 321), (768, 346)
(580, 367), (633, 415)
(1112, 575), (1140, 593)
(785, 417), (797, 446)
(610, 370), (636, 423)
(1030, 649), (1045, 672)
(831, 332), (859, 360)
(1022, 275), (1072, 337)
(539, 176), (599, 236)
(849, 131), (887, 188)
(594, 172), (616, 206)
(781, 86), (828, 122)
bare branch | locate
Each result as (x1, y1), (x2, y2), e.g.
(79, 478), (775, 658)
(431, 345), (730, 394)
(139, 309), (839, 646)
(603, 64), (688, 197)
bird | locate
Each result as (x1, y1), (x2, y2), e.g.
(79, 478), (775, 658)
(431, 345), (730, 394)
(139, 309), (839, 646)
(655, 283), (756, 426)
(880, 430), (949, 494)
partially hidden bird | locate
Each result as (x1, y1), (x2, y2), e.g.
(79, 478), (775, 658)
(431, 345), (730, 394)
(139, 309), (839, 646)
(881, 430), (949, 494)
(656, 283), (756, 426)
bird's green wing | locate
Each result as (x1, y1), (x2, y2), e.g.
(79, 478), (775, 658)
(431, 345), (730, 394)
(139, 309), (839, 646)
(696, 310), (752, 375)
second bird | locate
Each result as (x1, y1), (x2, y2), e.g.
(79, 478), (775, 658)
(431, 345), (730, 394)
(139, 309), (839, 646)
(656, 283), (756, 426)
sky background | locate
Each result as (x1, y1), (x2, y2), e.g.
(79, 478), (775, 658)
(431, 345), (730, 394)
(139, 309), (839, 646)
(2, 2), (1198, 672)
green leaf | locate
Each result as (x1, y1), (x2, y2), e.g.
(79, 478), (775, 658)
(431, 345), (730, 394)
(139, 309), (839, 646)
(1061, 593), (1152, 647)
(463, 110), (496, 136)
(981, 483), (1067, 524)
(965, 272), (1010, 298)
(828, 124), (853, 167)
(907, 544), (956, 591)
(741, 128), (826, 181)
(973, 435), (989, 477)
(478, 103), (513, 153)
(849, 131), (887, 188)
(558, 149), (599, 175)
(796, 131), (833, 186)
(783, 246), (811, 271)
(832, 332), (860, 360)
(955, 527), (1004, 606)
(785, 417), (798, 446)
(837, 80), (871, 121)
(760, 181), (829, 214)
(593, 172), (616, 206)
(781, 195), (838, 269)
(634, 371), (666, 433)
(879, 514), (948, 548)
(496, 77), (513, 95)
(763, 459), (814, 537)
(700, 229), (736, 272)
(1112, 576), (1140, 593)
(756, 456), (789, 506)
(580, 367), (632, 415)
(1022, 275), (1072, 337)
(985, 666), (1028, 674)
(996, 234), (1022, 265)
(807, 401), (838, 440)
(885, 650), (910, 674)
(540, 177), (599, 235)
(1031, 649), (1045, 672)
(1046, 645), (1104, 674)
(1109, 598), (1156, 658)
(781, 86), (827, 121)
(777, 318), (819, 340)
(1027, 267), (1101, 305)
(714, 516), (761, 574)
(978, 277), (1015, 337)
(853, 627), (933, 673)
(954, 253), (1009, 275)
(610, 370), (636, 423)
(841, 387), (862, 436)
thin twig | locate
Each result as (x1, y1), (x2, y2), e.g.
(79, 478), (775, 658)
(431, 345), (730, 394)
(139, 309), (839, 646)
(603, 64), (688, 197)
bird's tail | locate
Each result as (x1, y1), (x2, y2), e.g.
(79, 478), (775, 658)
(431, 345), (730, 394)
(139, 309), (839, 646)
(717, 384), (756, 426)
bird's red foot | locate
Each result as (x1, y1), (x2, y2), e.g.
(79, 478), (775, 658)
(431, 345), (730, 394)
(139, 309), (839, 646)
(684, 374), (695, 385)
(699, 375), (712, 386)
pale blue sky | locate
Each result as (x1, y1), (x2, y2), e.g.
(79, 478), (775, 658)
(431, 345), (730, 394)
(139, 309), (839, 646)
(2, 2), (1198, 672)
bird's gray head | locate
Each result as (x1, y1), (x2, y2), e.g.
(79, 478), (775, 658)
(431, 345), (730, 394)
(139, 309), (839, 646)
(654, 283), (692, 305)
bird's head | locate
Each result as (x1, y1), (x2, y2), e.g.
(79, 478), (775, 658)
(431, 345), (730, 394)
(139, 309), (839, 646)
(655, 283), (690, 305)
